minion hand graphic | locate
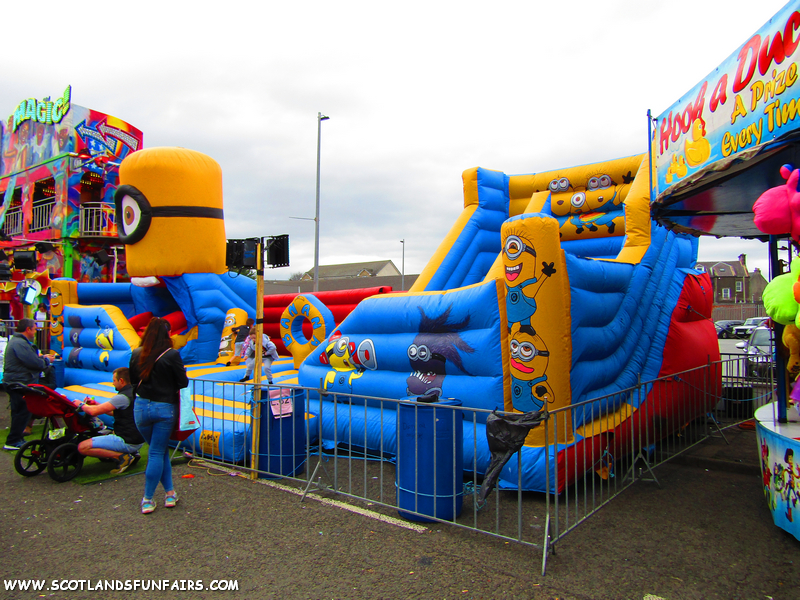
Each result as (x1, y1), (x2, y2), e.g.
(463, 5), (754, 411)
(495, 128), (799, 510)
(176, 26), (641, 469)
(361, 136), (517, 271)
(541, 262), (556, 277)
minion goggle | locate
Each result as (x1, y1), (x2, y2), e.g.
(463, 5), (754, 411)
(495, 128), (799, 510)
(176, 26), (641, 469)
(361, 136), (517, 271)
(510, 339), (549, 361)
(328, 336), (353, 358)
(114, 185), (225, 245)
(504, 235), (537, 260)
(407, 343), (445, 363)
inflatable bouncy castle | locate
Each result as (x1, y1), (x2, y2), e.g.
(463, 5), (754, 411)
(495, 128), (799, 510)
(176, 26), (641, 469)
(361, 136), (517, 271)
(51, 146), (719, 491)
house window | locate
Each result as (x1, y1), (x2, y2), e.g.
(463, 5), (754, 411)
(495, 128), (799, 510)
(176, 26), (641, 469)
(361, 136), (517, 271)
(696, 265), (705, 273)
(735, 281), (743, 292)
(722, 288), (731, 299)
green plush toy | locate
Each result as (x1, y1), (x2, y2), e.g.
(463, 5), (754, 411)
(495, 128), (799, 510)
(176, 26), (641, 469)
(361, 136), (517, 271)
(763, 258), (800, 325)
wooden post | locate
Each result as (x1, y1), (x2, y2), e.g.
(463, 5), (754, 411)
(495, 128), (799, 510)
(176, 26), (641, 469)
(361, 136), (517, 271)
(250, 238), (265, 479)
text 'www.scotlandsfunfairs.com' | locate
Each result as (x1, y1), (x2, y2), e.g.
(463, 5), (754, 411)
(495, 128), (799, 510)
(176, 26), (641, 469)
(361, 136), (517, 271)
(4, 579), (240, 592)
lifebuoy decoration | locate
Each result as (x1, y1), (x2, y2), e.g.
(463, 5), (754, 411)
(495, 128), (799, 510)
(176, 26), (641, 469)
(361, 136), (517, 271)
(279, 294), (335, 369)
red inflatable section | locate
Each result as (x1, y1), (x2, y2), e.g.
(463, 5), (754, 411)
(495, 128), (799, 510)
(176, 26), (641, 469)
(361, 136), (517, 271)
(657, 272), (720, 376)
(263, 287), (393, 355)
(554, 273), (722, 492)
(128, 310), (187, 336)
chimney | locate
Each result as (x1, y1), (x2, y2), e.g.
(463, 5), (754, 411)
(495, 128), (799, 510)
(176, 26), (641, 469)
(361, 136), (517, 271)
(738, 254), (747, 269)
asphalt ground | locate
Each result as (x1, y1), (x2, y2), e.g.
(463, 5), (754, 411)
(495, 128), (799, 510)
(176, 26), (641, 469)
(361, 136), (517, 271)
(2, 341), (799, 600)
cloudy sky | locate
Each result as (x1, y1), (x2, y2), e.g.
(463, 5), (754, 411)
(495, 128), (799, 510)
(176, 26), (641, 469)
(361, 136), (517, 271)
(1, 0), (788, 278)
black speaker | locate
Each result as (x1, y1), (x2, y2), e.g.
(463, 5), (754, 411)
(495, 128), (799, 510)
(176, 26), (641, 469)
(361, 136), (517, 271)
(13, 250), (36, 270)
(226, 239), (259, 269)
(93, 250), (111, 266)
(241, 239), (258, 268)
(267, 234), (289, 268)
(225, 239), (242, 268)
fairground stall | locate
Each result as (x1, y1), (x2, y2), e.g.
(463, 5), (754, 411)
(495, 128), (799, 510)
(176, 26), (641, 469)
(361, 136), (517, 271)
(650, 0), (800, 541)
(0, 85), (143, 323)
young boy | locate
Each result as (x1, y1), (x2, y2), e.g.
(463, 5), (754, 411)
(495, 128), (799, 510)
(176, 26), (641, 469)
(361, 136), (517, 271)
(240, 331), (279, 384)
(76, 367), (145, 475)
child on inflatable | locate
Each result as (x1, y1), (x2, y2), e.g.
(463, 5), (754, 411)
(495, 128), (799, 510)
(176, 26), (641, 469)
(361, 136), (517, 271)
(240, 331), (279, 384)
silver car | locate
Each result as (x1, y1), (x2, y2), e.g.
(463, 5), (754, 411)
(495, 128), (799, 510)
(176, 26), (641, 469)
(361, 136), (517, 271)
(736, 326), (775, 378)
(732, 317), (769, 339)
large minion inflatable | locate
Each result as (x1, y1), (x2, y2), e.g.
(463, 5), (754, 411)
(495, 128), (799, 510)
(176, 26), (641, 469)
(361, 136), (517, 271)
(114, 147), (226, 276)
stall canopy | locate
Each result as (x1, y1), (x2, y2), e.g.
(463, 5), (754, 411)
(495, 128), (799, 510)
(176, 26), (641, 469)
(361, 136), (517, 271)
(650, 1), (800, 240)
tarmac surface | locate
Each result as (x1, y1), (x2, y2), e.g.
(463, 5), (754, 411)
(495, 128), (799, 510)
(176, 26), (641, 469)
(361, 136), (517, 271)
(2, 387), (799, 600)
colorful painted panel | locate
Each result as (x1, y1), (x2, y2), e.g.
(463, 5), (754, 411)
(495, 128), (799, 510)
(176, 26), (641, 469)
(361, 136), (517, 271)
(756, 402), (800, 542)
(653, 2), (800, 200)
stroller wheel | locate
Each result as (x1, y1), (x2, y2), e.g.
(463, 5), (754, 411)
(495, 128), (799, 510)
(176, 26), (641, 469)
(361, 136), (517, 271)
(14, 439), (47, 477)
(47, 442), (84, 483)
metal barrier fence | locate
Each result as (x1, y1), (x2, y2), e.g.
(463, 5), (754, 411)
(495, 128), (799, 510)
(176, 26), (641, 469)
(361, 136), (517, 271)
(711, 304), (766, 322)
(180, 355), (769, 575)
(0, 318), (51, 352)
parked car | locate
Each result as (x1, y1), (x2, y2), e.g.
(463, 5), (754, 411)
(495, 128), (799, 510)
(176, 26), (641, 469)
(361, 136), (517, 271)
(731, 317), (769, 338)
(715, 319), (744, 339)
(736, 326), (775, 378)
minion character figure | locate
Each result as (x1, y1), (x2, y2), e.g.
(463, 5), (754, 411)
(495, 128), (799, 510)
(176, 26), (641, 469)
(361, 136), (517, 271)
(509, 323), (554, 413)
(319, 331), (377, 393)
(114, 147), (226, 277)
(547, 176), (576, 219)
(216, 308), (249, 365)
(563, 173), (626, 236)
(95, 327), (114, 350)
(502, 228), (556, 327)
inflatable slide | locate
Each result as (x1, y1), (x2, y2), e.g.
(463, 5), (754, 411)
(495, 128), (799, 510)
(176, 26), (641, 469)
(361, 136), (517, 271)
(298, 153), (721, 492)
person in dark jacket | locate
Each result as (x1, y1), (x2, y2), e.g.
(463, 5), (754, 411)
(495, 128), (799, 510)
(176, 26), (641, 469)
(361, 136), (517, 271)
(3, 318), (49, 450)
(76, 367), (145, 474)
(130, 317), (189, 514)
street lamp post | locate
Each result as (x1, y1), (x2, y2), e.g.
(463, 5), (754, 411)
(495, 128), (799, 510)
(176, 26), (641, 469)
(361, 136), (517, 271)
(314, 112), (329, 292)
(400, 239), (405, 291)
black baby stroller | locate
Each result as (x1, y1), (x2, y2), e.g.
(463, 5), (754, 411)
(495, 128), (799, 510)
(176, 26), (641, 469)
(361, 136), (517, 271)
(10, 383), (107, 482)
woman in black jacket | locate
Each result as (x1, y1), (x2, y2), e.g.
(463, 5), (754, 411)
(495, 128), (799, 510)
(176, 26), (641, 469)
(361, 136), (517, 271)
(130, 318), (189, 514)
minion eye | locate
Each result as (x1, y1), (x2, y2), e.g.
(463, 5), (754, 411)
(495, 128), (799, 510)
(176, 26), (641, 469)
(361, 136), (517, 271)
(510, 339), (519, 355)
(505, 236), (522, 257)
(417, 345), (430, 361)
(121, 195), (142, 233)
(548, 179), (560, 193)
(587, 177), (600, 190)
(408, 344), (418, 360)
(519, 343), (535, 360)
(114, 185), (152, 244)
(558, 177), (570, 191)
(599, 175), (612, 188)
(571, 192), (586, 208)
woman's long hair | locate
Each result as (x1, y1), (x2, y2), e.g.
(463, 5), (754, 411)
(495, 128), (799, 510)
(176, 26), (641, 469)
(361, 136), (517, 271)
(138, 317), (174, 380)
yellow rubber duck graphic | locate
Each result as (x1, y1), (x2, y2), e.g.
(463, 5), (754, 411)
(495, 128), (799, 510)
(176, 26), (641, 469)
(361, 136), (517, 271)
(666, 153), (688, 183)
(684, 118), (711, 167)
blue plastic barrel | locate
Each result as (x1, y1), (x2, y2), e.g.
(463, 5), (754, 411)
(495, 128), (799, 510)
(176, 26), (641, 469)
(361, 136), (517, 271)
(396, 397), (463, 522)
(257, 387), (306, 479)
(52, 359), (65, 389)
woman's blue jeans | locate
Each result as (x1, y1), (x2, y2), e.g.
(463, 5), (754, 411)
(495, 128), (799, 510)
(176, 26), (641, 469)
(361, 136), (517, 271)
(134, 398), (176, 499)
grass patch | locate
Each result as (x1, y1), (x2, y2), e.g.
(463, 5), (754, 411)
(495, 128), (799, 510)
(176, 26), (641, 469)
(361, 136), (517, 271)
(2, 420), (149, 485)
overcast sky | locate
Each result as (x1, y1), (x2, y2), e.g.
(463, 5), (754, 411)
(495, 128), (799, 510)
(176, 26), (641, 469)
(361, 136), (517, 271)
(1, 0), (788, 279)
